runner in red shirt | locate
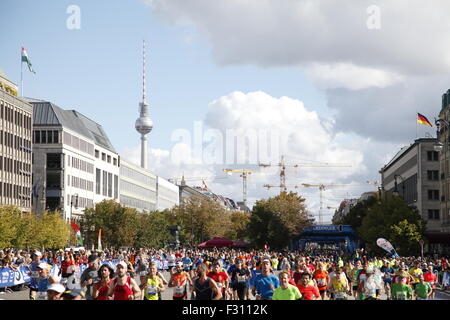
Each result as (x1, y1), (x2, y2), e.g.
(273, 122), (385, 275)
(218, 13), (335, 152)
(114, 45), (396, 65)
(297, 273), (321, 300)
(207, 261), (230, 300)
(424, 265), (437, 299)
(93, 264), (114, 300)
(108, 261), (141, 300)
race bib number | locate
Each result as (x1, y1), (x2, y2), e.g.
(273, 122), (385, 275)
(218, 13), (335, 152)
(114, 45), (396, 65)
(37, 291), (47, 300)
(147, 286), (157, 296)
(396, 291), (407, 300)
(140, 271), (147, 276)
(237, 275), (246, 283)
(317, 278), (325, 286)
(335, 292), (346, 300)
(175, 286), (185, 296)
(31, 271), (39, 278)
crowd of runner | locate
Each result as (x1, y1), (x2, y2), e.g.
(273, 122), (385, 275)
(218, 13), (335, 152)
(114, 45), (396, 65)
(1, 247), (450, 300)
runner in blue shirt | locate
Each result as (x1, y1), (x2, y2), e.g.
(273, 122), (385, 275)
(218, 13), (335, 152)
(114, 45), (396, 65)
(252, 259), (279, 300)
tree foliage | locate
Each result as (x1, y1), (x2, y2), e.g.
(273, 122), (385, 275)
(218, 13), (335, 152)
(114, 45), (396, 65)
(247, 192), (311, 250)
(0, 206), (70, 249)
(336, 194), (426, 255)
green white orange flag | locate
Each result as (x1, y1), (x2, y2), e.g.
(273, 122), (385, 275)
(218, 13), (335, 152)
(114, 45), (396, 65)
(417, 113), (433, 127)
(21, 47), (36, 74)
(71, 222), (83, 246)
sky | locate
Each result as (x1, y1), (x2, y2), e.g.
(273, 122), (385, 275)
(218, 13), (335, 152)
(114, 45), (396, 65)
(2, 0), (448, 223)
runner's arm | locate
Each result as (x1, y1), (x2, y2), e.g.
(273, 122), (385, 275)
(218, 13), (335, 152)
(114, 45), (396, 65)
(130, 278), (142, 300)
(209, 278), (223, 300)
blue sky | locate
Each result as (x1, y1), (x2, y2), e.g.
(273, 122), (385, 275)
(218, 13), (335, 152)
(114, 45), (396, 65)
(5, 0), (441, 221)
(0, 0), (327, 154)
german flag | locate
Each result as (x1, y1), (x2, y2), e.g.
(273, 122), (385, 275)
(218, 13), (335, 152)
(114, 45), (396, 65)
(417, 113), (433, 127)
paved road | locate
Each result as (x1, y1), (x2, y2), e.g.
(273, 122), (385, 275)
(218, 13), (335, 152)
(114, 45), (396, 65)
(1, 270), (449, 300)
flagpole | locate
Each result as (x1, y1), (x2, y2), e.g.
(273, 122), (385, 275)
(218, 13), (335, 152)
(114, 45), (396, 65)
(416, 110), (418, 139)
(20, 52), (23, 97)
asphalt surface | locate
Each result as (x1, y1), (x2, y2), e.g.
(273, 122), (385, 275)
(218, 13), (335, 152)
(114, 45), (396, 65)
(1, 270), (449, 300)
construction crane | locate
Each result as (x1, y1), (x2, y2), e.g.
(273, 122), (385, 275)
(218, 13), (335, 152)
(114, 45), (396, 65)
(259, 155), (352, 194)
(222, 169), (253, 207)
(301, 183), (373, 225)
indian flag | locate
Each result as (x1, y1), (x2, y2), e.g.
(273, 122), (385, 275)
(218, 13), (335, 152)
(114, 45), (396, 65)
(21, 47), (36, 74)
(71, 222), (84, 246)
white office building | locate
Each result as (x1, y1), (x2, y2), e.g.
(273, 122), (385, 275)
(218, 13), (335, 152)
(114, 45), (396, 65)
(29, 99), (120, 221)
(157, 176), (179, 211)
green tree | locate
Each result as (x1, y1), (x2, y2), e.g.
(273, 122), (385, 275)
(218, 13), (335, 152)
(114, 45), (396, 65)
(247, 192), (310, 250)
(169, 198), (231, 246)
(134, 210), (172, 248)
(354, 194), (426, 255)
(390, 219), (424, 255)
(0, 206), (20, 248)
(225, 210), (251, 241)
(36, 211), (71, 249)
(82, 200), (139, 248)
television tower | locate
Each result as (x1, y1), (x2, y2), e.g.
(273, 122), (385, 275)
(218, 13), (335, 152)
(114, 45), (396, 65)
(135, 40), (153, 169)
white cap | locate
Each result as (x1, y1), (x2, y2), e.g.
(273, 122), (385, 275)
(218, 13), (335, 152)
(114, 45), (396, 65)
(34, 251), (42, 257)
(117, 261), (127, 269)
(37, 262), (48, 269)
(47, 283), (65, 293)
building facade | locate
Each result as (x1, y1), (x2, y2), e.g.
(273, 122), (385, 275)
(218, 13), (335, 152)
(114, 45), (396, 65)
(29, 99), (119, 221)
(156, 176), (179, 211)
(0, 69), (32, 212)
(119, 158), (157, 212)
(380, 138), (449, 253)
(438, 90), (450, 233)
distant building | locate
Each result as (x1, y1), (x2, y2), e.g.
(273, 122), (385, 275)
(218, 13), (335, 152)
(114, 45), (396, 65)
(177, 177), (241, 211)
(28, 99), (120, 221)
(380, 138), (449, 253)
(119, 158), (157, 212)
(0, 69), (32, 212)
(156, 176), (179, 211)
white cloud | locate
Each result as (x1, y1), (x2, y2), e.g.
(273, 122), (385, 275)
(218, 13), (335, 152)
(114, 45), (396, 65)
(122, 91), (381, 222)
(143, 0), (450, 75)
(305, 63), (404, 90)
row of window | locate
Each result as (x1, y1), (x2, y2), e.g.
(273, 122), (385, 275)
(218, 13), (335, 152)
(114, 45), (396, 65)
(67, 194), (94, 209)
(68, 175), (94, 192)
(0, 103), (32, 130)
(95, 149), (118, 166)
(120, 195), (156, 212)
(428, 189), (440, 201)
(427, 170), (439, 181)
(0, 130), (32, 152)
(33, 130), (59, 144)
(0, 182), (31, 200)
(427, 151), (439, 161)
(95, 169), (118, 199)
(0, 156), (31, 175)
(121, 180), (156, 200)
(63, 131), (94, 156)
(67, 155), (94, 174)
(120, 165), (156, 187)
(427, 209), (440, 220)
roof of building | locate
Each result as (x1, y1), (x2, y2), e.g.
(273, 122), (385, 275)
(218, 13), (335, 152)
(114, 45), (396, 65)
(26, 99), (116, 153)
(380, 138), (436, 173)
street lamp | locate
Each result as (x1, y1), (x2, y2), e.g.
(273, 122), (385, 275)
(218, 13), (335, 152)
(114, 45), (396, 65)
(70, 193), (79, 221)
(434, 118), (450, 151)
(393, 174), (405, 198)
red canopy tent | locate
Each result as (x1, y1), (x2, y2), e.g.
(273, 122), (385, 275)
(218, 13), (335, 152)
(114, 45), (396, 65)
(197, 237), (234, 248)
